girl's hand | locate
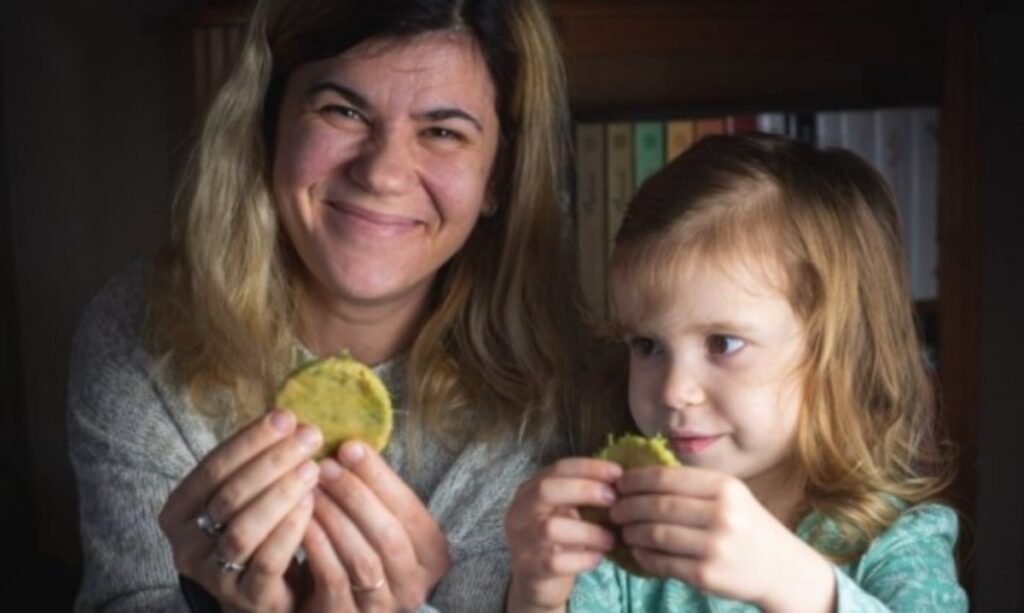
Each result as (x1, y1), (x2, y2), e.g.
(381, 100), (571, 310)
(613, 466), (836, 613)
(158, 409), (323, 612)
(312, 440), (450, 612)
(504, 458), (623, 613)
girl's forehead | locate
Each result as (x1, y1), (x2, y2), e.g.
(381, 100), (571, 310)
(610, 244), (791, 326)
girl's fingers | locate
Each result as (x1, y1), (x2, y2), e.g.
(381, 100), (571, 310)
(615, 465), (727, 498)
(214, 459), (320, 567)
(543, 457), (624, 482)
(610, 494), (716, 527)
(530, 548), (606, 576)
(234, 492), (314, 604)
(539, 516), (616, 552)
(162, 410), (299, 526)
(631, 546), (700, 584)
(621, 522), (708, 558)
(334, 442), (448, 573)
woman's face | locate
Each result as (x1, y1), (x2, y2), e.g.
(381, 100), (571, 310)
(273, 33), (499, 312)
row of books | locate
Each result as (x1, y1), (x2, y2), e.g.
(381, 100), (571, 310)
(572, 107), (940, 318)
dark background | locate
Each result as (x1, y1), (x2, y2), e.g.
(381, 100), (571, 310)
(1, 0), (1021, 608)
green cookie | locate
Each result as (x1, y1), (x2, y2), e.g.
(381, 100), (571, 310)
(584, 433), (679, 577)
(274, 351), (392, 460)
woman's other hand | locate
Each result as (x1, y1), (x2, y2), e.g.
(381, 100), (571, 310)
(158, 409), (322, 612)
(313, 440), (451, 612)
(503, 458), (622, 613)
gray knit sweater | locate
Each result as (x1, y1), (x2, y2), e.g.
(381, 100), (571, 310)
(67, 264), (545, 612)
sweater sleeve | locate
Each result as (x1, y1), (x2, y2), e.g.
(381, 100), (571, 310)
(833, 504), (968, 612)
(67, 270), (200, 612)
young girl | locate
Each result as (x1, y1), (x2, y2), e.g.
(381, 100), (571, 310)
(506, 134), (968, 612)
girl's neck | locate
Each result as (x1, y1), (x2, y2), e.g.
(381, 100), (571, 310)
(746, 462), (808, 529)
(297, 283), (430, 366)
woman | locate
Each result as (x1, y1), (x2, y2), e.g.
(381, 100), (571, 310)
(67, 0), (575, 610)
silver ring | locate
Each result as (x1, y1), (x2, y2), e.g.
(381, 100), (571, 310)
(195, 510), (224, 537)
(352, 576), (386, 593)
(214, 552), (247, 574)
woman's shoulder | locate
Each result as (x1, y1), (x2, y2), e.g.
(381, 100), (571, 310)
(73, 259), (151, 354)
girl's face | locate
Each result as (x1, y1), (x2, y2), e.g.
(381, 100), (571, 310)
(613, 256), (807, 497)
(272, 32), (499, 312)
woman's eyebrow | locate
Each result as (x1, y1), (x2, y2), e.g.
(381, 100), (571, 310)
(305, 82), (369, 110)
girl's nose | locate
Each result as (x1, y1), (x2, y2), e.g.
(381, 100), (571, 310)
(661, 361), (706, 411)
(347, 130), (414, 196)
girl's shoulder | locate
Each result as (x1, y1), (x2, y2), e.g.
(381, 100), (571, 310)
(870, 502), (960, 553)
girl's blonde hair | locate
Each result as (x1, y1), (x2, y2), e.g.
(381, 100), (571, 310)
(602, 133), (953, 561)
(148, 0), (576, 449)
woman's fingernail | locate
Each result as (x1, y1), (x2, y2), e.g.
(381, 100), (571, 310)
(296, 425), (322, 450)
(320, 459), (342, 480)
(600, 486), (617, 503)
(340, 442), (365, 464)
(298, 460), (318, 483)
(269, 410), (295, 433)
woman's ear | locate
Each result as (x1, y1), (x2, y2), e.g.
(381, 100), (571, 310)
(481, 198), (498, 217)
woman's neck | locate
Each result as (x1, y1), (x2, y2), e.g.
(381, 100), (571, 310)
(297, 284), (430, 366)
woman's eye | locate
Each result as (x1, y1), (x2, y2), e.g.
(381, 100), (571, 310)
(707, 334), (745, 356)
(424, 126), (463, 141)
(627, 336), (659, 357)
(319, 105), (363, 122)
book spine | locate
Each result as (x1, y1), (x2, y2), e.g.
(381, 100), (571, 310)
(665, 120), (696, 161)
(574, 124), (608, 318)
(633, 121), (665, 190)
(606, 122), (634, 257)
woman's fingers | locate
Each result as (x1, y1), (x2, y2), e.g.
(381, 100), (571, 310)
(334, 441), (448, 573)
(302, 520), (358, 612)
(233, 491), (314, 606)
(312, 487), (385, 592)
(204, 424), (322, 529)
(161, 410), (299, 528)
(318, 457), (428, 607)
(214, 459), (320, 569)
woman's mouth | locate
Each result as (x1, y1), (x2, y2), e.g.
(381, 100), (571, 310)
(326, 200), (421, 236)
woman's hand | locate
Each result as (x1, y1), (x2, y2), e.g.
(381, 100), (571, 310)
(312, 440), (451, 612)
(612, 466), (836, 613)
(158, 409), (323, 612)
(504, 458), (622, 613)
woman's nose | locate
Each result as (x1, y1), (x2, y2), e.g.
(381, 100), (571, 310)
(347, 130), (414, 196)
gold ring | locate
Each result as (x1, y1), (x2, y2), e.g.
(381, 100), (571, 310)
(352, 576), (386, 593)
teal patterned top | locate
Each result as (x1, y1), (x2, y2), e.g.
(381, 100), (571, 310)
(570, 503), (967, 612)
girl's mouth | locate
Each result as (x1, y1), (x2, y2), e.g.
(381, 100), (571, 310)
(670, 435), (722, 456)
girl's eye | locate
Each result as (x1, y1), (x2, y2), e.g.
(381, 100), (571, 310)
(707, 334), (745, 356)
(627, 336), (660, 357)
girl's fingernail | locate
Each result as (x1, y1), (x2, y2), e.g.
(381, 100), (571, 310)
(270, 410), (295, 432)
(320, 459), (342, 480)
(600, 486), (617, 503)
(340, 442), (365, 464)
